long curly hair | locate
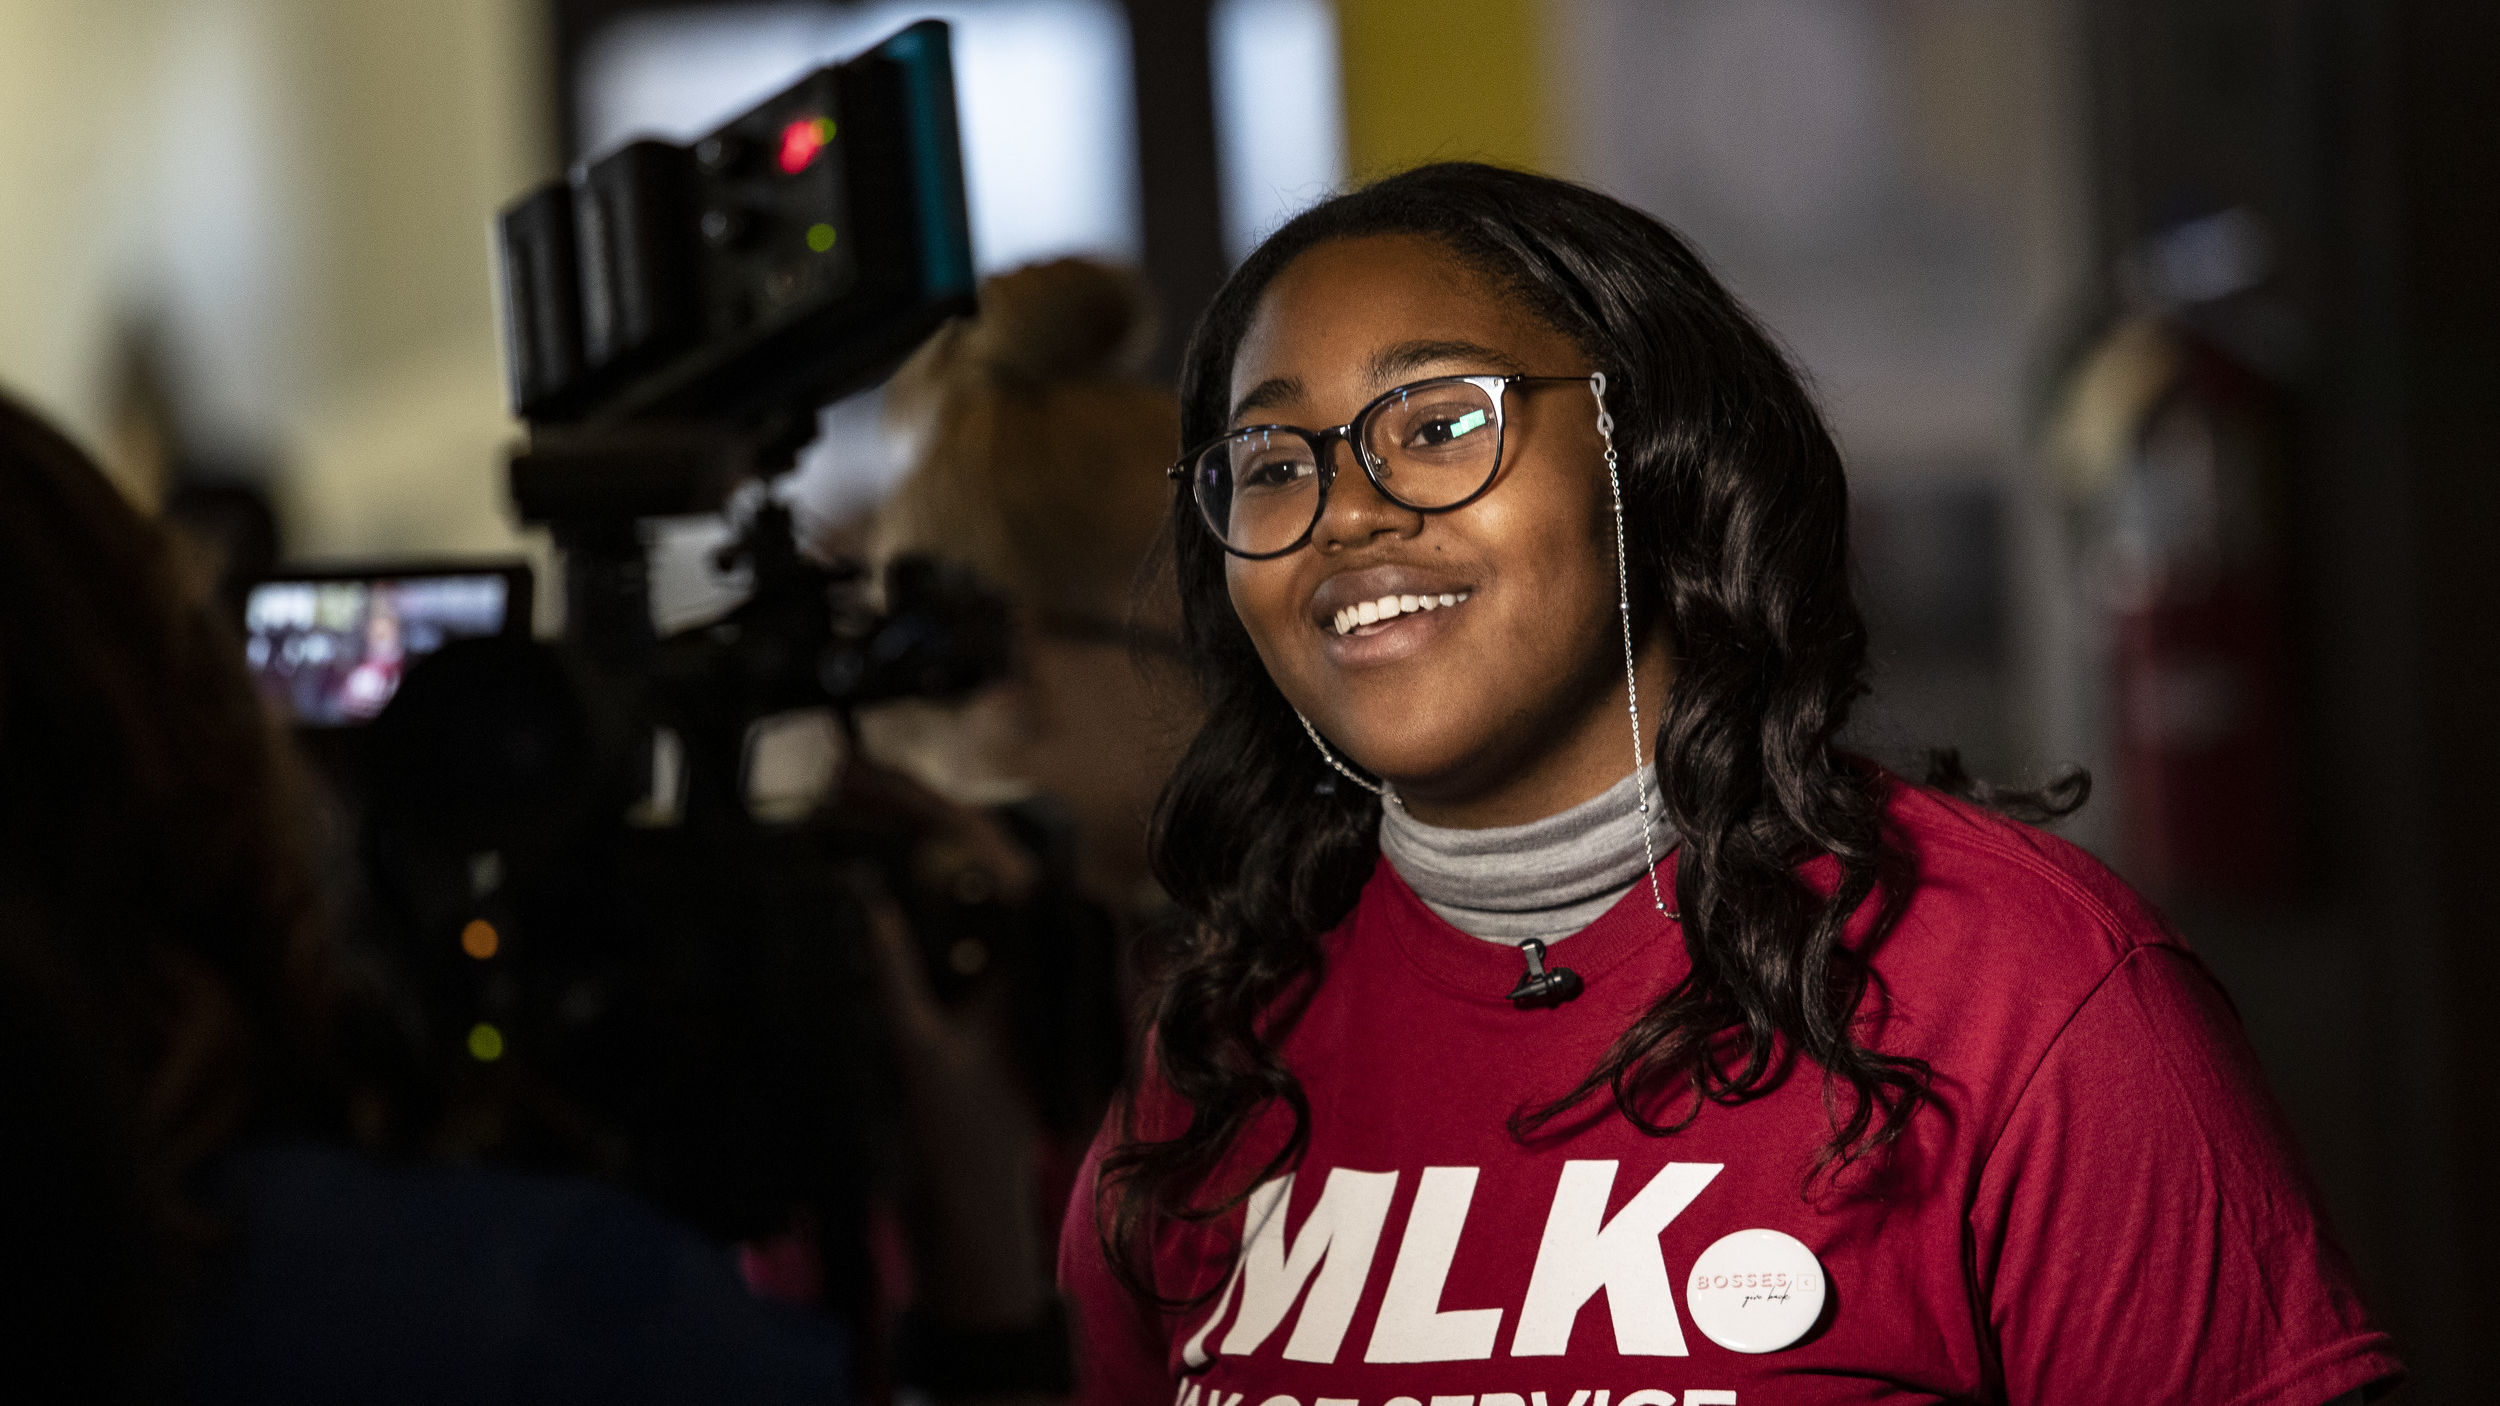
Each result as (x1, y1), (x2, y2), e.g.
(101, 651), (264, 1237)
(1097, 163), (2077, 1294)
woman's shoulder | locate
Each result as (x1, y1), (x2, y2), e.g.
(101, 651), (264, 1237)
(1872, 772), (2185, 991)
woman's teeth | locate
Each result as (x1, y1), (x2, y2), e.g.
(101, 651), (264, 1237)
(1331, 590), (1470, 636)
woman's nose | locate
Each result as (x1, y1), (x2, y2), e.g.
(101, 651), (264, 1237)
(1311, 438), (1423, 551)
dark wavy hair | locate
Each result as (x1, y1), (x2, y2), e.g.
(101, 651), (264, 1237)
(1097, 163), (2076, 1293)
(0, 393), (331, 1217)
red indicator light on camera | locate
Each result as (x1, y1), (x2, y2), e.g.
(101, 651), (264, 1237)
(777, 116), (835, 174)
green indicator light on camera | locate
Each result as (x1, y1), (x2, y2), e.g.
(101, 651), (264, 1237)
(467, 1022), (505, 1062)
(806, 223), (837, 253)
(1450, 410), (1487, 436)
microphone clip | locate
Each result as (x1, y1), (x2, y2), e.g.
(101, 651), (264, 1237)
(1507, 938), (1583, 1008)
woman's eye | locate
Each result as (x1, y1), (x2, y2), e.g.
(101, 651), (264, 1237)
(1239, 456), (1313, 492)
(1409, 408), (1489, 448)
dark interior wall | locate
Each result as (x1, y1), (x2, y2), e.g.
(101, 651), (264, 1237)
(1116, 0), (1226, 377)
(2389, 0), (2500, 1388)
(2087, 1), (2500, 1396)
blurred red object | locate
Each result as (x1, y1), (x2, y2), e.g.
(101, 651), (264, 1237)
(2056, 303), (2303, 897)
(736, 1208), (827, 1305)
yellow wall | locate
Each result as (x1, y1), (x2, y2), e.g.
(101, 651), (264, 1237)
(1336, 0), (1551, 178)
(0, 0), (178, 458)
(0, 0), (552, 572)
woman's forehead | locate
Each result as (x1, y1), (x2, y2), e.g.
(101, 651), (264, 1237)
(1229, 235), (1571, 417)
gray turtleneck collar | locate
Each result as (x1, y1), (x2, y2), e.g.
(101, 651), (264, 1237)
(1378, 769), (1673, 947)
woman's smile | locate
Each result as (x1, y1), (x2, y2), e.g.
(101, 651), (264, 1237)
(1328, 590), (1470, 638)
(1310, 560), (1476, 663)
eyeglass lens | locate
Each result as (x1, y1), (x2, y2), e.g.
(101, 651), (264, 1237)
(1191, 378), (1504, 556)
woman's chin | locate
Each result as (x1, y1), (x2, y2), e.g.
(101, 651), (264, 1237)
(1329, 732), (1483, 802)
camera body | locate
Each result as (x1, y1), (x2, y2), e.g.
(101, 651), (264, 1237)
(485, 15), (1005, 782)
(498, 19), (974, 432)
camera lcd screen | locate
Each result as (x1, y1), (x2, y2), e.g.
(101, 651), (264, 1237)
(244, 566), (530, 726)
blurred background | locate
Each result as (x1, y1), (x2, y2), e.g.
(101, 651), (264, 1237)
(1, 0), (2492, 1397)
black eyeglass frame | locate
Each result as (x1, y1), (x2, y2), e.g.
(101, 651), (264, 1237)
(1166, 372), (1601, 560)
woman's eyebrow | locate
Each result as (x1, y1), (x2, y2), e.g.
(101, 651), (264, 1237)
(1365, 338), (1523, 384)
(1230, 374), (1302, 424)
(1228, 340), (1523, 425)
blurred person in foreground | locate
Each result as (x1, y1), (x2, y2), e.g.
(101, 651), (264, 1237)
(0, 897), (176, 1402)
(0, 390), (331, 1400)
(0, 393), (858, 1404)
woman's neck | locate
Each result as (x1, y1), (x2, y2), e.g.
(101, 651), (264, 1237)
(1379, 766), (1670, 947)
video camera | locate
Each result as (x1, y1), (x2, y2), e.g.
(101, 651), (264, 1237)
(330, 20), (1122, 1320)
(500, 18), (973, 435)
(495, 16), (989, 678)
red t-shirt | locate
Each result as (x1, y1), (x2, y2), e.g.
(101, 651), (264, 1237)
(1060, 782), (2398, 1405)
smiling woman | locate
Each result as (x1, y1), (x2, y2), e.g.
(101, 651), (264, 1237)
(1061, 164), (2398, 1406)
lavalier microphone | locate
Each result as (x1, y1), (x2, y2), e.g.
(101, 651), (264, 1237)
(1507, 938), (1583, 1008)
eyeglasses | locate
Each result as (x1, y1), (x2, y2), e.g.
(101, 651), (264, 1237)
(1168, 373), (1600, 559)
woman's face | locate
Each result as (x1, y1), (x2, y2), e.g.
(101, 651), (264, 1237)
(1222, 234), (1671, 827)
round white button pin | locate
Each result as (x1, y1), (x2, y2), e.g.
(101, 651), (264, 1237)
(1684, 1228), (1827, 1353)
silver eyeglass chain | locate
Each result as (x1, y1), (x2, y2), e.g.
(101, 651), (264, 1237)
(1296, 710), (1400, 807)
(1593, 372), (1681, 923)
